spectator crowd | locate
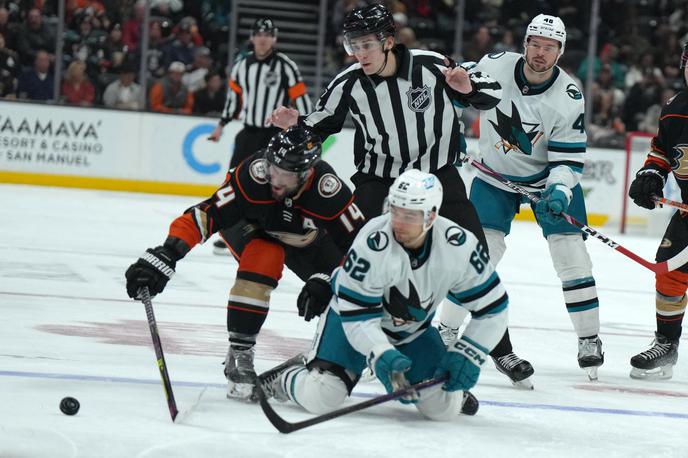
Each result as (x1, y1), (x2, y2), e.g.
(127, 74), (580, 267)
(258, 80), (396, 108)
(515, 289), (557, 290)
(2, 0), (688, 146)
(0, 0), (229, 115)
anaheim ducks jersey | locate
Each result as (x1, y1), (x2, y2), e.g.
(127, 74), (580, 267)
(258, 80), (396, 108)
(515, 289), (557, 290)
(641, 90), (688, 203)
(330, 214), (508, 358)
(167, 152), (365, 253)
(473, 51), (587, 192)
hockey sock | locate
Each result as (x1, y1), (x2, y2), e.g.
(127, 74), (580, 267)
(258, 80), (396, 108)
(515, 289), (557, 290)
(227, 279), (272, 336)
(562, 276), (600, 337)
(655, 292), (686, 341)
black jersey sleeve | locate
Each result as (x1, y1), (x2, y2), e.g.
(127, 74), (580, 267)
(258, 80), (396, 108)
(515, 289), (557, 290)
(296, 162), (366, 252)
(644, 91), (688, 175)
(166, 154), (271, 249)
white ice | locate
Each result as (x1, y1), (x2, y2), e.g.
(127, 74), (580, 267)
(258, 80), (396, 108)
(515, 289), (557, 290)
(0, 183), (686, 458)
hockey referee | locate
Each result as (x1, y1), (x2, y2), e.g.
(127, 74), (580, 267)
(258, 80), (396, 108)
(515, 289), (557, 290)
(209, 17), (313, 169)
(268, 3), (502, 244)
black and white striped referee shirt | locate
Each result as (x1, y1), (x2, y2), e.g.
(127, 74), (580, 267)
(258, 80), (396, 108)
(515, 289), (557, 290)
(220, 51), (313, 128)
(301, 44), (502, 178)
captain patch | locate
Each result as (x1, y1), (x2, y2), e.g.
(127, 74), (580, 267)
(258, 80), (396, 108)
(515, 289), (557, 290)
(318, 173), (342, 197)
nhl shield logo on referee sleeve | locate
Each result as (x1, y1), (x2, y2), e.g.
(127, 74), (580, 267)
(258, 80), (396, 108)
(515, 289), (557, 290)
(406, 85), (432, 112)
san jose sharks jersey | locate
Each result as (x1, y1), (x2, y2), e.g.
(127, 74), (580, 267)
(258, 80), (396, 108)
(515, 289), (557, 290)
(330, 214), (508, 358)
(473, 51), (586, 192)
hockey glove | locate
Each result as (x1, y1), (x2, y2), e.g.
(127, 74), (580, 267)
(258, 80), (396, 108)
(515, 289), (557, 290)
(434, 338), (487, 392)
(535, 184), (572, 225)
(125, 245), (179, 299)
(368, 347), (418, 404)
(628, 168), (665, 210)
(297, 273), (332, 321)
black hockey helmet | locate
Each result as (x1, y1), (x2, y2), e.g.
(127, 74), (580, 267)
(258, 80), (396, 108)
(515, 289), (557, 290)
(343, 3), (396, 41)
(680, 42), (688, 69)
(264, 127), (322, 184)
(252, 17), (277, 37)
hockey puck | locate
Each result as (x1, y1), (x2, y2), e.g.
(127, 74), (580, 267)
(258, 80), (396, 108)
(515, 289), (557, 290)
(59, 397), (80, 415)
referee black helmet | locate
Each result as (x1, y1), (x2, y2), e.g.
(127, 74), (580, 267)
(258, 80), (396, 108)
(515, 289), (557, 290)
(343, 4), (395, 41)
(252, 17), (277, 36)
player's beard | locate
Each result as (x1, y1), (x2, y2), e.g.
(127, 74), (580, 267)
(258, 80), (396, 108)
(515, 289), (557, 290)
(526, 54), (555, 74)
(270, 183), (299, 200)
(392, 226), (426, 248)
(270, 186), (288, 200)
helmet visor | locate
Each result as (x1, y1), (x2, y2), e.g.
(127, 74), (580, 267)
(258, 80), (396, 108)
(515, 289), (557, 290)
(343, 35), (384, 56)
(390, 205), (425, 225)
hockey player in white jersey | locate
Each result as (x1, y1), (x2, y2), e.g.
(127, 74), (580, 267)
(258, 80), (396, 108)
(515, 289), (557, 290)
(439, 14), (604, 383)
(259, 169), (508, 420)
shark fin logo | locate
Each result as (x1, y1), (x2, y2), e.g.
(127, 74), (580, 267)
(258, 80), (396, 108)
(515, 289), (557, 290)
(445, 226), (466, 246)
(367, 231), (389, 251)
(489, 102), (543, 156)
(566, 83), (582, 100)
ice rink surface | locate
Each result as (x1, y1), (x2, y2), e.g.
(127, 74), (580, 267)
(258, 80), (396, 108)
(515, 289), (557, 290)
(1, 183), (686, 458)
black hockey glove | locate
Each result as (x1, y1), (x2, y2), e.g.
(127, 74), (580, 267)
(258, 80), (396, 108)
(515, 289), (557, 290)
(125, 245), (179, 299)
(297, 273), (332, 321)
(628, 168), (665, 210)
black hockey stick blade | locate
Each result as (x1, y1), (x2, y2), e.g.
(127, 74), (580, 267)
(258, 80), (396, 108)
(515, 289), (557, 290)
(256, 375), (447, 434)
(140, 287), (179, 421)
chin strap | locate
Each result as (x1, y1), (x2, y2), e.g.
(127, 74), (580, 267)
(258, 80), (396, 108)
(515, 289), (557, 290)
(375, 48), (392, 76)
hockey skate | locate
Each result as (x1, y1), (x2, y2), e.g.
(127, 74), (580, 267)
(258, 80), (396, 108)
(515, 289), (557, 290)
(224, 346), (258, 402)
(258, 353), (307, 402)
(577, 337), (604, 381)
(630, 332), (678, 380)
(439, 323), (460, 346)
(460, 390), (479, 416)
(492, 353), (534, 389)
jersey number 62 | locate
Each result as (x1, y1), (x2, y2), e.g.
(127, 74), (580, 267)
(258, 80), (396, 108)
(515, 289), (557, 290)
(343, 249), (370, 281)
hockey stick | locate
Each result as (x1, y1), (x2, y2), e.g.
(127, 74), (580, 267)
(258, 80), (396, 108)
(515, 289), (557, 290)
(139, 287), (179, 421)
(652, 195), (688, 212)
(256, 375), (447, 434)
(463, 156), (688, 274)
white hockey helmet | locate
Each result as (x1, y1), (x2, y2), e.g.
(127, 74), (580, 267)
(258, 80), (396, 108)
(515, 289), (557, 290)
(387, 169), (443, 231)
(524, 14), (566, 56)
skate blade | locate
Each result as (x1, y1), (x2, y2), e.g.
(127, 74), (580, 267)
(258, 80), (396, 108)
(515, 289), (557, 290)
(584, 366), (599, 381)
(227, 382), (258, 402)
(510, 377), (534, 390)
(629, 365), (674, 380)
